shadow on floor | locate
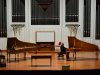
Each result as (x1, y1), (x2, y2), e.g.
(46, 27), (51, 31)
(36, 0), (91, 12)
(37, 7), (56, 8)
(67, 57), (98, 61)
(31, 65), (51, 67)
(7, 57), (31, 63)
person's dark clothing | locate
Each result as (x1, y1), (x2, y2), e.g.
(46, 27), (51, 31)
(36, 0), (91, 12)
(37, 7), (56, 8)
(60, 45), (66, 54)
(58, 44), (66, 57)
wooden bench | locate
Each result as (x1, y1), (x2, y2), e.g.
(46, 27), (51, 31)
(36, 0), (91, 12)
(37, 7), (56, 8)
(31, 54), (52, 66)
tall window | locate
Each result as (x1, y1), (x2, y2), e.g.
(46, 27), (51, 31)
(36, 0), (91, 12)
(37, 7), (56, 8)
(12, 0), (25, 22)
(31, 0), (60, 25)
(83, 0), (91, 37)
(0, 0), (7, 37)
(65, 0), (79, 22)
(96, 0), (100, 39)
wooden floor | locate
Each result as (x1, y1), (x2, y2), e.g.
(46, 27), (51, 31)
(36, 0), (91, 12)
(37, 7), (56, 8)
(0, 51), (100, 70)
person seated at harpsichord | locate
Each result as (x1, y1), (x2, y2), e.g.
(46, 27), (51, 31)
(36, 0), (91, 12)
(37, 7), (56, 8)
(58, 43), (67, 57)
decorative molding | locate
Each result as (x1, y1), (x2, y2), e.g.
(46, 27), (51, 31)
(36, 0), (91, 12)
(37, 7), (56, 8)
(11, 24), (25, 36)
(66, 24), (80, 37)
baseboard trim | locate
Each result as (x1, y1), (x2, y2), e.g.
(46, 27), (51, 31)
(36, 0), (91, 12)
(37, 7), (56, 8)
(0, 50), (7, 52)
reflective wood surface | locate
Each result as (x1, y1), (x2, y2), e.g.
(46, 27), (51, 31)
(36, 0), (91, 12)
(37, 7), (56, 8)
(0, 51), (100, 70)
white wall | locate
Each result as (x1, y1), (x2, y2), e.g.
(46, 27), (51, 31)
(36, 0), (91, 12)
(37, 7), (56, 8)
(0, 0), (100, 50)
